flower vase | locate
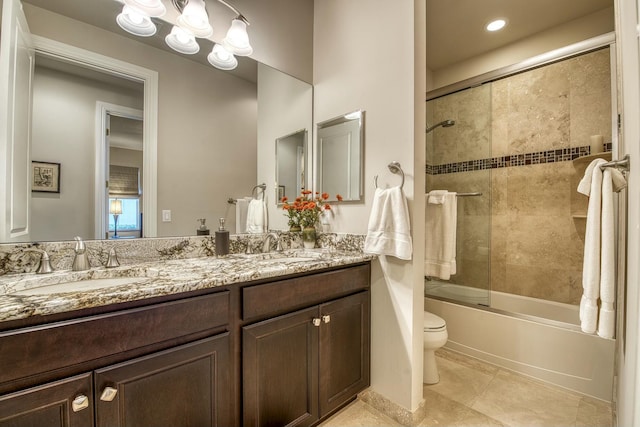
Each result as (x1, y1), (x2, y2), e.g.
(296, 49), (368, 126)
(289, 225), (301, 233)
(301, 226), (316, 249)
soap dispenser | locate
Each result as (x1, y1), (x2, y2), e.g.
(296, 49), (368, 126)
(196, 218), (210, 235)
(215, 218), (230, 256)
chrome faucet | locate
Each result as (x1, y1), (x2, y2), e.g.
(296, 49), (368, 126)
(72, 236), (90, 271)
(26, 248), (54, 274)
(105, 247), (120, 268)
(262, 232), (283, 253)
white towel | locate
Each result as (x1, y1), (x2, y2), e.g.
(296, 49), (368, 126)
(363, 187), (413, 260)
(425, 191), (457, 280)
(427, 190), (448, 205)
(578, 159), (605, 334)
(235, 197), (252, 234)
(246, 198), (268, 233)
(597, 167), (626, 338)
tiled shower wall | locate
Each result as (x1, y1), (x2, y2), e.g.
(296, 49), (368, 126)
(426, 47), (612, 305)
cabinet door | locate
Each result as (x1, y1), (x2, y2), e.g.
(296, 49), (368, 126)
(94, 334), (231, 427)
(0, 373), (93, 427)
(243, 306), (319, 427)
(319, 291), (370, 417)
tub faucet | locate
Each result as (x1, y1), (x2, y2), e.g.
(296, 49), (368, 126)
(72, 236), (90, 271)
(262, 232), (283, 253)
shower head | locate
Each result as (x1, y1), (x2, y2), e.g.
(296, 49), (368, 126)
(426, 119), (455, 134)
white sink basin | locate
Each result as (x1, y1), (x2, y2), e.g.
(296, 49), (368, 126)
(12, 276), (144, 295)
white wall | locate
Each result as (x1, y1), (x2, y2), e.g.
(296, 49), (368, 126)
(30, 66), (142, 241)
(257, 63), (313, 231)
(428, 7), (615, 91)
(314, 0), (426, 413)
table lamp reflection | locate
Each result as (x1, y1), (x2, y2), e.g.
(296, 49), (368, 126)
(110, 199), (123, 238)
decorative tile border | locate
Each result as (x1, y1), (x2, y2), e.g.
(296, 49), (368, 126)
(426, 145), (611, 175)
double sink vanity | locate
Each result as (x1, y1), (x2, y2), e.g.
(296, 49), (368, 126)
(0, 235), (374, 426)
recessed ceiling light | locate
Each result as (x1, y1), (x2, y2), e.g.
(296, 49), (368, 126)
(486, 19), (507, 32)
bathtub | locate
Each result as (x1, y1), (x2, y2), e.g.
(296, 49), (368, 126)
(425, 287), (615, 401)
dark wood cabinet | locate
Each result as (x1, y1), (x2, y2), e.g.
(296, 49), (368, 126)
(243, 291), (370, 427)
(0, 373), (94, 427)
(318, 291), (370, 417)
(0, 263), (371, 427)
(95, 334), (230, 427)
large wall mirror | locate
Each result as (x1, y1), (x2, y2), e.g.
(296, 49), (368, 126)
(275, 129), (307, 205)
(1, 0), (313, 243)
(316, 111), (364, 202)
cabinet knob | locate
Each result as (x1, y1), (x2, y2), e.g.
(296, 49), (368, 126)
(72, 394), (89, 412)
(322, 315), (331, 324)
(100, 386), (118, 402)
(312, 318), (321, 327)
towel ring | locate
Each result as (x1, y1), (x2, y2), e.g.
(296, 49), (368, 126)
(251, 183), (267, 200)
(374, 161), (405, 189)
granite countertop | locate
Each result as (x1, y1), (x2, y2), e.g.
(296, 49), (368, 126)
(0, 249), (374, 323)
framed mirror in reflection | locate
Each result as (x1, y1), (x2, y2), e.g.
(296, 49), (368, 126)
(275, 129), (307, 206)
(316, 110), (365, 202)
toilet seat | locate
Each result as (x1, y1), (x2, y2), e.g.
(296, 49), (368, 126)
(424, 311), (446, 332)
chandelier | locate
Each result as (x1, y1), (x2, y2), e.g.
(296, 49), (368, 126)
(115, 0), (252, 71)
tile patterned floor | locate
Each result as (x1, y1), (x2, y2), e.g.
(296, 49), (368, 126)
(320, 348), (613, 427)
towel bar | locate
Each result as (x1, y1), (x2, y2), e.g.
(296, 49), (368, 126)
(457, 192), (482, 197)
(599, 154), (630, 172)
(374, 161), (405, 189)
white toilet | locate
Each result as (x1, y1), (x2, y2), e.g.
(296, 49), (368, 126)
(423, 311), (448, 384)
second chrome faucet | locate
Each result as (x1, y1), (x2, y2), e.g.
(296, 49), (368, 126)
(72, 236), (90, 271)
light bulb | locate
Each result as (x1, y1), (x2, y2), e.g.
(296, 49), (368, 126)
(177, 0), (213, 38)
(207, 44), (238, 70)
(223, 19), (253, 56)
(165, 26), (200, 55)
(117, 5), (156, 37)
(122, 0), (166, 17)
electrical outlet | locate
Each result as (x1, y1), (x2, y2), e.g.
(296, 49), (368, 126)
(162, 210), (171, 222)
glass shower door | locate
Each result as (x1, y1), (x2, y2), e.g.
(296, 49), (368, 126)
(425, 84), (492, 306)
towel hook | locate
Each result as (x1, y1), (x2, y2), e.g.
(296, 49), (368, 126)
(374, 161), (405, 189)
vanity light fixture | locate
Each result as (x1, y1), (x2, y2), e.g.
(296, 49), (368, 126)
(165, 25), (201, 54)
(486, 19), (507, 32)
(116, 5), (159, 37)
(116, 0), (252, 70)
(207, 43), (238, 70)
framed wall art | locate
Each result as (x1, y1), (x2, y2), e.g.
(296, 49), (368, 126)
(32, 161), (60, 193)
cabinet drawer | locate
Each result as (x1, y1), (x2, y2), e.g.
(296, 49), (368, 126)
(243, 264), (369, 321)
(0, 291), (229, 386)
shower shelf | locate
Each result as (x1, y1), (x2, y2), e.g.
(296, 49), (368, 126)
(572, 214), (587, 219)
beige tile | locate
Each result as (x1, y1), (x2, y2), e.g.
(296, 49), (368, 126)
(472, 370), (581, 427)
(503, 264), (574, 303)
(575, 396), (613, 427)
(506, 163), (572, 217)
(425, 354), (495, 407)
(319, 400), (402, 427)
(420, 388), (505, 427)
(436, 348), (500, 377)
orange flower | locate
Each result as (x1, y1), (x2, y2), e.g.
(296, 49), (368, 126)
(321, 192), (329, 200)
(336, 194), (343, 202)
(302, 190), (312, 195)
(324, 205), (331, 210)
(281, 196), (288, 203)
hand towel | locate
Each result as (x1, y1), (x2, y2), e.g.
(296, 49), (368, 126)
(363, 186), (413, 260)
(427, 190), (448, 205)
(425, 191), (457, 280)
(246, 198), (268, 233)
(578, 158), (606, 334)
(597, 166), (626, 338)
(235, 197), (252, 234)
